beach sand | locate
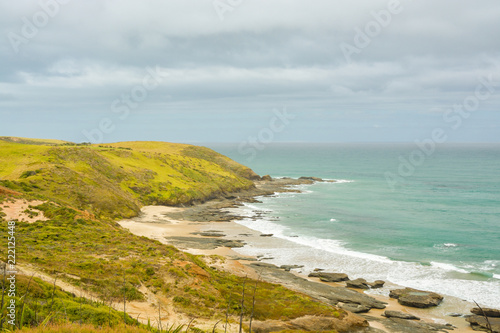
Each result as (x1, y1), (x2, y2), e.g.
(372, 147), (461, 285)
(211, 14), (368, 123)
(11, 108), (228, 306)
(119, 205), (477, 333)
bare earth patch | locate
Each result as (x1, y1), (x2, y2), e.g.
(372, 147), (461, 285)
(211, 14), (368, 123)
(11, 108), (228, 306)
(0, 199), (49, 223)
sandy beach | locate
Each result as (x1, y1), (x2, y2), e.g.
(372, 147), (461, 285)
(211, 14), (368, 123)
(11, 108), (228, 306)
(119, 204), (478, 333)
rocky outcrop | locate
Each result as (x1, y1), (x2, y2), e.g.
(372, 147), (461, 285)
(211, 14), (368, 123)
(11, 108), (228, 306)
(381, 317), (454, 332)
(251, 313), (368, 333)
(367, 280), (385, 288)
(389, 288), (443, 308)
(339, 303), (371, 313)
(250, 263), (387, 310)
(280, 265), (304, 272)
(261, 175), (273, 181)
(164, 236), (245, 250)
(191, 230), (225, 237)
(466, 315), (500, 332)
(471, 307), (500, 318)
(299, 176), (324, 182)
(308, 272), (349, 282)
(346, 278), (370, 289)
(383, 310), (420, 320)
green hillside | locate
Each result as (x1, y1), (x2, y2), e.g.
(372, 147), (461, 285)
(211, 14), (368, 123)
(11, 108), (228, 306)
(0, 138), (345, 332)
(0, 138), (258, 219)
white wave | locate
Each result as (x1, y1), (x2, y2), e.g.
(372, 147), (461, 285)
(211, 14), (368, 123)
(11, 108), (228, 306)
(330, 218), (337, 222)
(333, 179), (354, 183)
(230, 185), (500, 308)
(429, 261), (469, 274)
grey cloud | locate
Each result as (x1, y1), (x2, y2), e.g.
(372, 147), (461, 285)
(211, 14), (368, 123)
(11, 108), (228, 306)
(1, 0), (499, 142)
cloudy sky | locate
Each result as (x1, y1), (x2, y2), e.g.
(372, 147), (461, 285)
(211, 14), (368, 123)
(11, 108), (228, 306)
(1, 0), (499, 144)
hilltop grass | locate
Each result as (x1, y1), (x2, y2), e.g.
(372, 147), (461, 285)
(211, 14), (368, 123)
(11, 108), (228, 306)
(0, 139), (256, 219)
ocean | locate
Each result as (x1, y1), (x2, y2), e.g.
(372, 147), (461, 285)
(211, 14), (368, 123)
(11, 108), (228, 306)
(207, 143), (500, 308)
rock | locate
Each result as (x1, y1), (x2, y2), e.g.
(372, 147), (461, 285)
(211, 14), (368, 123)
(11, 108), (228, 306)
(251, 262), (278, 269)
(250, 263), (387, 310)
(308, 272), (350, 282)
(261, 175), (273, 181)
(471, 307), (500, 318)
(346, 278), (370, 289)
(389, 288), (444, 308)
(299, 176), (324, 182)
(251, 313), (368, 333)
(447, 313), (463, 317)
(466, 315), (500, 333)
(340, 303), (371, 313)
(260, 233), (274, 237)
(229, 256), (255, 261)
(382, 317), (455, 333)
(313, 268), (325, 272)
(164, 236), (246, 250)
(367, 280), (385, 288)
(280, 265), (304, 272)
(383, 310), (420, 320)
(191, 231), (226, 237)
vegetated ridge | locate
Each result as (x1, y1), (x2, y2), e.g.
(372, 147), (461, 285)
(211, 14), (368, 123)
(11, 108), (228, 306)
(0, 137), (348, 332)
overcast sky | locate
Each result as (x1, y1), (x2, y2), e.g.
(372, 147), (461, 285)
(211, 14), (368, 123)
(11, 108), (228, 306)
(1, 0), (499, 144)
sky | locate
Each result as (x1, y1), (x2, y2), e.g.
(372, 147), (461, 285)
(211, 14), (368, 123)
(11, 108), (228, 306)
(1, 0), (500, 144)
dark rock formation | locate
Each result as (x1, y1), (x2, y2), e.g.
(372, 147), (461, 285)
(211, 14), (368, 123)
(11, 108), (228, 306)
(163, 236), (245, 250)
(362, 314), (455, 332)
(383, 310), (420, 320)
(346, 278), (370, 289)
(339, 303), (371, 313)
(191, 230), (226, 237)
(280, 265), (304, 272)
(261, 175), (273, 181)
(308, 272), (350, 282)
(466, 315), (500, 332)
(251, 313), (368, 333)
(299, 176), (324, 182)
(250, 263), (387, 310)
(471, 307), (500, 318)
(367, 280), (385, 288)
(389, 288), (443, 308)
(260, 234), (274, 237)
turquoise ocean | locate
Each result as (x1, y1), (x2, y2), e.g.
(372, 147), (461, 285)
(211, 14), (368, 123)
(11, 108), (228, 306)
(207, 143), (500, 308)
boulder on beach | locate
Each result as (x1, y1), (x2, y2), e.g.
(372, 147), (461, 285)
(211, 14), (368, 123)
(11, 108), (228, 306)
(251, 313), (369, 333)
(308, 272), (350, 282)
(383, 310), (420, 320)
(346, 278), (370, 289)
(471, 307), (500, 318)
(280, 265), (304, 272)
(367, 280), (385, 288)
(389, 288), (443, 308)
(339, 303), (371, 313)
(466, 315), (500, 333)
(261, 175), (273, 181)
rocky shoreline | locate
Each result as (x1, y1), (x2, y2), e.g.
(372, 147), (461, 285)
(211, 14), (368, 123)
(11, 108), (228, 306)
(131, 176), (496, 332)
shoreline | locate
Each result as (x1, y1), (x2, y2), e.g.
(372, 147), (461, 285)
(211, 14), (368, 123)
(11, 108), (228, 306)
(118, 178), (481, 332)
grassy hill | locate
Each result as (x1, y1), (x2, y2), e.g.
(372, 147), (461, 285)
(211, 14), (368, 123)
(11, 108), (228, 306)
(0, 138), (258, 219)
(0, 138), (344, 332)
